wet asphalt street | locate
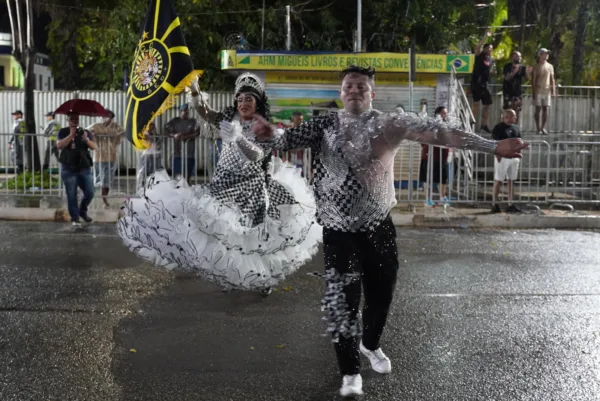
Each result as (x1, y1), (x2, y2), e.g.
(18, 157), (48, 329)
(1, 222), (600, 401)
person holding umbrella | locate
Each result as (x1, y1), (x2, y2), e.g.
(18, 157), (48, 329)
(54, 99), (106, 226)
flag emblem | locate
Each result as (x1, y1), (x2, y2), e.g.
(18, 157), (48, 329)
(125, 0), (197, 150)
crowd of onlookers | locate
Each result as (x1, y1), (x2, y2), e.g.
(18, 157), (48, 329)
(10, 32), (549, 220)
(471, 30), (556, 135)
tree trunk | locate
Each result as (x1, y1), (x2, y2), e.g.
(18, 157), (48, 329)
(22, 48), (41, 172)
(572, 0), (590, 85)
(9, 0), (41, 172)
(548, 1), (564, 81)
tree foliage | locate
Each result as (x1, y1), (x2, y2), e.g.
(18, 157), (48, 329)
(43, 0), (600, 90)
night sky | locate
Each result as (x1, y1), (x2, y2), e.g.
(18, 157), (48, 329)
(0, 3), (51, 54)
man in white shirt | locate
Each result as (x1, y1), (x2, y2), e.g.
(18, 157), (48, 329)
(531, 48), (556, 135)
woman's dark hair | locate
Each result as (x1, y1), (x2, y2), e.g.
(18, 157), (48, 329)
(233, 89), (270, 120)
(434, 106), (447, 116)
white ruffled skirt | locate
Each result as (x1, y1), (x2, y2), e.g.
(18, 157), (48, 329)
(117, 160), (322, 291)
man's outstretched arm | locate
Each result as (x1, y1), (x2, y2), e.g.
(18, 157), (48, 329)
(382, 113), (528, 158)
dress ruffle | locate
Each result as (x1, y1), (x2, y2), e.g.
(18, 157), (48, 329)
(118, 159), (321, 291)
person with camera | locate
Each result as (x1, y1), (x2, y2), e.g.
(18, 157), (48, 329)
(56, 113), (97, 226)
(502, 51), (530, 123)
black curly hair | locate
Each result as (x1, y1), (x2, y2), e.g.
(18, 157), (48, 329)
(233, 87), (270, 121)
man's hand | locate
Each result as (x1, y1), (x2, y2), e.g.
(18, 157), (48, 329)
(496, 138), (529, 158)
(82, 130), (89, 142)
(251, 114), (275, 140)
(69, 126), (78, 138)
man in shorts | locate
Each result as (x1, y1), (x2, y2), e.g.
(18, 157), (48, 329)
(531, 48), (556, 135)
(492, 109), (522, 213)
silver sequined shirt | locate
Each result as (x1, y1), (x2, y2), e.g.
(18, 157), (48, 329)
(263, 108), (497, 232)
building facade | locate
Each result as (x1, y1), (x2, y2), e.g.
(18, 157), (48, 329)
(0, 32), (54, 90)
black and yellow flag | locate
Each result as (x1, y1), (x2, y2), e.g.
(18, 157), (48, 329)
(125, 0), (198, 149)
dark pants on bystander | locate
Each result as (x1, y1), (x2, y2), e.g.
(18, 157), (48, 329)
(323, 215), (399, 376)
(61, 168), (94, 222)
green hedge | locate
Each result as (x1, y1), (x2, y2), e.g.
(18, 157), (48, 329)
(3, 172), (60, 191)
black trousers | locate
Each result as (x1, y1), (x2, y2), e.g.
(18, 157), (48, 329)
(322, 216), (399, 376)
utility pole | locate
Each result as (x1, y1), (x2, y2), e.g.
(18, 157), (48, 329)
(286, 5), (291, 51)
(520, 0), (527, 50)
(357, 0), (362, 51)
(261, 0), (265, 49)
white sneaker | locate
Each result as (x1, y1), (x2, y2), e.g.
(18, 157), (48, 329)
(72, 221), (82, 227)
(340, 374), (363, 397)
(360, 342), (392, 374)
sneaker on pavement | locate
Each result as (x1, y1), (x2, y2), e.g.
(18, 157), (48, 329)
(542, 128), (549, 135)
(360, 342), (392, 374)
(72, 220), (82, 227)
(491, 204), (501, 214)
(506, 204), (522, 214)
(340, 374), (363, 397)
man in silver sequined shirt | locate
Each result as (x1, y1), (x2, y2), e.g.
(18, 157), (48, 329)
(252, 65), (528, 398)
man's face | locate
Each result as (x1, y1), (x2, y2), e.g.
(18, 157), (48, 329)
(46, 115), (53, 122)
(340, 73), (375, 114)
(484, 45), (493, 56)
(180, 108), (189, 119)
(539, 52), (548, 62)
(503, 111), (517, 125)
(439, 108), (448, 121)
(511, 52), (521, 64)
(292, 114), (303, 127)
(68, 115), (79, 128)
(12, 113), (21, 120)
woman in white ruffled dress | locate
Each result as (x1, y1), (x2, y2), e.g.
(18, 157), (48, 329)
(118, 73), (321, 293)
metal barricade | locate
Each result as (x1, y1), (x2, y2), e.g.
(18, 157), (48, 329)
(0, 132), (63, 197)
(2, 133), (600, 208)
(549, 141), (600, 203)
(417, 140), (551, 206)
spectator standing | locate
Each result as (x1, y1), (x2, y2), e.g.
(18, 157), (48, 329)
(420, 106), (450, 204)
(9, 110), (25, 174)
(87, 110), (124, 208)
(42, 111), (61, 170)
(56, 113), (96, 226)
(471, 30), (494, 133)
(502, 51), (530, 123)
(491, 109), (522, 213)
(531, 48), (556, 135)
(165, 104), (200, 185)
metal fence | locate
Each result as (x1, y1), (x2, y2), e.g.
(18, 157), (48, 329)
(2, 133), (600, 208)
(0, 90), (234, 167)
(481, 84), (600, 134)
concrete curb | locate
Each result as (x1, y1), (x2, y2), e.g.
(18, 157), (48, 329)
(1, 207), (600, 229)
(0, 207), (121, 223)
(397, 213), (600, 229)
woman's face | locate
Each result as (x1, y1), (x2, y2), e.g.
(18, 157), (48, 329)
(236, 93), (257, 120)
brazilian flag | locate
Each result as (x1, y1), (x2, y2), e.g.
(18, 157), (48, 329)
(125, 0), (198, 149)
